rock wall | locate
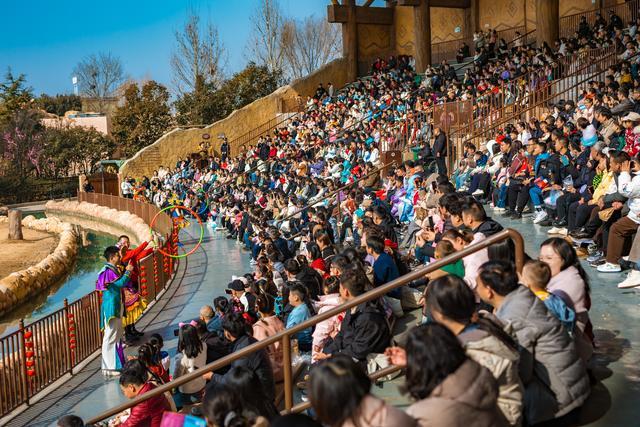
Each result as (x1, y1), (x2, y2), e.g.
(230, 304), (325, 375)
(45, 200), (153, 245)
(119, 57), (351, 181)
(0, 216), (78, 317)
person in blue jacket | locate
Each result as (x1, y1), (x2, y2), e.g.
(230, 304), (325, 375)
(97, 246), (133, 376)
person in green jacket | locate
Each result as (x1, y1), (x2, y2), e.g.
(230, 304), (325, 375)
(97, 246), (133, 376)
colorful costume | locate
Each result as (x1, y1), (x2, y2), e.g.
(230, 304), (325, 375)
(120, 242), (153, 327)
(97, 264), (130, 373)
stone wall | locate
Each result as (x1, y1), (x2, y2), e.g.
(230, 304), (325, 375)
(120, 57), (351, 181)
(0, 216), (78, 317)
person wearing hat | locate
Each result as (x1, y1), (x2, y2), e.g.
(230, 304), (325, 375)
(227, 278), (255, 313)
(622, 112), (640, 156)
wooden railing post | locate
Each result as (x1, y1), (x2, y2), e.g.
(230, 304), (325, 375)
(282, 336), (293, 413)
(63, 299), (74, 373)
(18, 320), (30, 406)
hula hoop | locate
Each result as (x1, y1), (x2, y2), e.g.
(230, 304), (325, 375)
(150, 204), (204, 259)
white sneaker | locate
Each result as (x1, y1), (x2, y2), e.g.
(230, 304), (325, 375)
(557, 228), (568, 236)
(596, 262), (622, 273)
(618, 270), (640, 288)
(472, 189), (484, 196)
(548, 227), (560, 234)
(533, 209), (548, 224)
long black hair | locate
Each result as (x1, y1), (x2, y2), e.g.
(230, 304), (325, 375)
(225, 366), (279, 420)
(202, 385), (255, 427)
(403, 323), (467, 400)
(177, 324), (203, 359)
(541, 237), (590, 293)
(309, 354), (371, 427)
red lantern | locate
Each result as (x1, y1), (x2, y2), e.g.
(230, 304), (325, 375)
(70, 344), (76, 349)
(24, 331), (33, 339)
(69, 325), (75, 331)
(26, 351), (34, 358)
(68, 313), (74, 319)
(26, 360), (35, 367)
(27, 369), (36, 377)
(70, 338), (76, 344)
(25, 342), (34, 349)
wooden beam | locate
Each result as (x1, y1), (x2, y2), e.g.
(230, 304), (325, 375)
(397, 0), (469, 7)
(328, 4), (394, 24)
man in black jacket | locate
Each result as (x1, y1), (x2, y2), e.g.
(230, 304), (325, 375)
(432, 127), (448, 176)
(204, 313), (275, 401)
(220, 138), (229, 162)
(315, 268), (390, 364)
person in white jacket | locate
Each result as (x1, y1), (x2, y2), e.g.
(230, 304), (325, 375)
(173, 323), (207, 408)
(598, 159), (640, 273)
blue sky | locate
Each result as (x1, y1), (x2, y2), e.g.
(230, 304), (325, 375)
(0, 0), (346, 96)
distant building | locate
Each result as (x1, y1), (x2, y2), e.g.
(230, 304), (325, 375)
(81, 97), (121, 117)
(42, 111), (112, 135)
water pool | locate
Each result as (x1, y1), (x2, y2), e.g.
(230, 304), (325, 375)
(0, 223), (117, 337)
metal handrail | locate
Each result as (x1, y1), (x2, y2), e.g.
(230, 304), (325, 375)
(86, 228), (525, 424)
(506, 28), (536, 48)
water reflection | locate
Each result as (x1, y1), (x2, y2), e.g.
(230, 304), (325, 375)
(0, 219), (116, 337)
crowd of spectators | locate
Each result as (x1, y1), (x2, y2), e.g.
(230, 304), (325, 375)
(57, 9), (640, 427)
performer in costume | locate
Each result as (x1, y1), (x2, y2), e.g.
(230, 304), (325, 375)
(97, 246), (133, 376)
(117, 236), (153, 342)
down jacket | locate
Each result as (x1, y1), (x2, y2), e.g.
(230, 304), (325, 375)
(322, 302), (390, 362)
(496, 286), (590, 425)
(459, 323), (523, 426)
(406, 359), (508, 427)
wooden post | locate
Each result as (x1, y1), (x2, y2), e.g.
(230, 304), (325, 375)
(8, 209), (23, 240)
(413, 0), (432, 72)
(535, 0), (559, 47)
(343, 0), (359, 82)
(466, 0), (479, 40)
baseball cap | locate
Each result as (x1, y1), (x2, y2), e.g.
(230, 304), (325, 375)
(227, 279), (245, 293)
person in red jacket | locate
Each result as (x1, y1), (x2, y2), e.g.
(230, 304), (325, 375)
(118, 368), (171, 427)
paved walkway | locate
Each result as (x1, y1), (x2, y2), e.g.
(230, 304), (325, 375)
(7, 213), (640, 426)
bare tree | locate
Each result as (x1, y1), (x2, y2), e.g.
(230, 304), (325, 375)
(281, 17), (342, 81)
(171, 13), (226, 95)
(72, 52), (126, 100)
(247, 0), (285, 76)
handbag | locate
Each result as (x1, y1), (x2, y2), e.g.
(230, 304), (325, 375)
(598, 207), (615, 221)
